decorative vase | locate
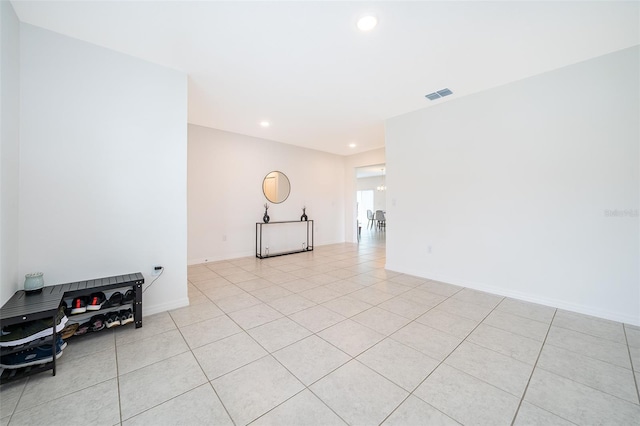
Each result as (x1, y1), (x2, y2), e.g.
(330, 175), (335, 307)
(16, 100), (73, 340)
(300, 207), (308, 221)
(263, 203), (270, 223)
(24, 272), (44, 294)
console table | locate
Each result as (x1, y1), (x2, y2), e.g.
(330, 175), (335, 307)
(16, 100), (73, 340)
(0, 272), (143, 384)
(256, 220), (314, 258)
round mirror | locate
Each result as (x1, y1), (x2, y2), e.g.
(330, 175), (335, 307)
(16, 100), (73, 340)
(262, 171), (291, 204)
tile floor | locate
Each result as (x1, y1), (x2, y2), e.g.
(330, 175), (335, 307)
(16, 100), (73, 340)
(1, 230), (639, 425)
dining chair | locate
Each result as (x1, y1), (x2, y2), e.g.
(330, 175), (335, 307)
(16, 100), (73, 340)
(375, 210), (386, 230)
(367, 210), (375, 229)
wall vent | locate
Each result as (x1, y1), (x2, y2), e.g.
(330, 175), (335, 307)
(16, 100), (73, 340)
(425, 88), (453, 101)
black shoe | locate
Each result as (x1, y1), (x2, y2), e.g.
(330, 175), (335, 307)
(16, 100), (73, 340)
(87, 292), (106, 311)
(89, 315), (106, 332)
(105, 312), (121, 328)
(119, 309), (134, 326)
(71, 296), (89, 314)
(103, 291), (122, 308)
(122, 289), (135, 305)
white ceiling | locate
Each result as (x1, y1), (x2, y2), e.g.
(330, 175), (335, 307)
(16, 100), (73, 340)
(11, 1), (639, 156)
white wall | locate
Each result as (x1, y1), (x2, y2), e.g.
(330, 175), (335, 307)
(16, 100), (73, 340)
(0, 1), (20, 306)
(344, 148), (386, 242)
(188, 125), (345, 263)
(386, 46), (639, 325)
(19, 24), (188, 315)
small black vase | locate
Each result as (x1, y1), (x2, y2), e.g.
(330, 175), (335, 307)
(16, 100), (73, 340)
(263, 213), (270, 223)
(300, 213), (308, 221)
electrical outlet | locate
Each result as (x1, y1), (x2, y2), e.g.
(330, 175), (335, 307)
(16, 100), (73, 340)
(152, 265), (163, 276)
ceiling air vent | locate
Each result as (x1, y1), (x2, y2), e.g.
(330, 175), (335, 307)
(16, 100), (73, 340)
(425, 88), (453, 101)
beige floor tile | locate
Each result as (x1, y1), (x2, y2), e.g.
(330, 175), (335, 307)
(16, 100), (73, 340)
(537, 344), (638, 403)
(115, 311), (176, 345)
(377, 296), (431, 320)
(524, 368), (640, 425)
(382, 395), (459, 426)
(168, 301), (225, 327)
(61, 329), (115, 362)
(201, 284), (245, 302)
(119, 351), (207, 420)
(388, 274), (428, 287)
(322, 295), (373, 318)
(357, 338), (439, 391)
(123, 383), (232, 426)
(444, 341), (533, 397)
(513, 402), (575, 426)
(227, 303), (283, 330)
(299, 285), (344, 304)
(192, 332), (268, 380)
(318, 319), (385, 357)
(435, 298), (494, 322)
(466, 323), (543, 365)
(391, 322), (462, 361)
(348, 287), (396, 305)
(251, 389), (347, 426)
(212, 356), (304, 425)
(235, 278), (274, 292)
(416, 309), (480, 339)
(179, 315), (242, 349)
(496, 298), (556, 323)
(214, 292), (262, 313)
(268, 293), (317, 315)
(0, 378), (27, 417)
(351, 307), (411, 336)
(483, 310), (549, 341)
(311, 360), (408, 426)
(398, 288), (447, 308)
(414, 364), (520, 425)
(10, 379), (120, 426)
(273, 335), (351, 385)
(250, 285), (294, 303)
(289, 305), (346, 333)
(279, 278), (323, 293)
(247, 317), (312, 352)
(16, 348), (117, 412)
(451, 288), (503, 308)
(552, 310), (626, 344)
(116, 328), (189, 375)
(546, 325), (631, 369)
(625, 325), (640, 347)
(414, 280), (462, 297)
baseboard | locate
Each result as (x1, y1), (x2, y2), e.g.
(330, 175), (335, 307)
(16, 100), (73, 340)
(385, 262), (640, 327)
(142, 297), (189, 317)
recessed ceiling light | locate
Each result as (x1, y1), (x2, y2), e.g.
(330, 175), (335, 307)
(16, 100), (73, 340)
(259, 121), (270, 128)
(357, 15), (377, 32)
(348, 143), (357, 148)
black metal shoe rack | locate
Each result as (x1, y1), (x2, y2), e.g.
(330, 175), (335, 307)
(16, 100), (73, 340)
(0, 272), (144, 384)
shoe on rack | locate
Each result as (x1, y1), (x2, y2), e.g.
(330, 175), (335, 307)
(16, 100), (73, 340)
(87, 292), (106, 311)
(105, 312), (121, 328)
(71, 296), (89, 314)
(1, 307), (68, 347)
(74, 321), (90, 336)
(60, 300), (71, 317)
(89, 315), (106, 332)
(122, 289), (135, 305)
(60, 323), (79, 340)
(119, 309), (134, 326)
(0, 337), (66, 369)
(103, 291), (122, 309)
